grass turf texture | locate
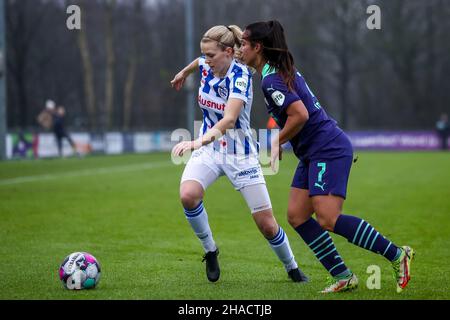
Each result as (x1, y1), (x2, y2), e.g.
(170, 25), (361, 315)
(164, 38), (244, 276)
(0, 151), (449, 300)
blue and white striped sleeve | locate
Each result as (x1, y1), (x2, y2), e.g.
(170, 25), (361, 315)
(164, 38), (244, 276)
(229, 67), (251, 103)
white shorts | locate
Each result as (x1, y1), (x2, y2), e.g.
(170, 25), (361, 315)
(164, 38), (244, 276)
(181, 146), (266, 191)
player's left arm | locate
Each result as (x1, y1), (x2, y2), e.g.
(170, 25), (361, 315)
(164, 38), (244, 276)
(170, 58), (199, 91)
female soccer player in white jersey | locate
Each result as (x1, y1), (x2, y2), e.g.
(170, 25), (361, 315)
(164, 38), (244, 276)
(170, 25), (308, 283)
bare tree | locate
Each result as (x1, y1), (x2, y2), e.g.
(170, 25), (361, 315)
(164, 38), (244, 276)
(76, 0), (96, 129)
(104, 0), (116, 129)
(123, 0), (142, 130)
(6, 0), (46, 128)
(6, 0), (450, 131)
(320, 0), (365, 129)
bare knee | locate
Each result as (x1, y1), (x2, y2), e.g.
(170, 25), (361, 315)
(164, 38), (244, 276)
(315, 214), (336, 232)
(287, 207), (312, 228)
(315, 210), (340, 232)
(261, 221), (279, 239)
(312, 196), (343, 232)
(286, 188), (314, 228)
(180, 182), (203, 209)
(287, 211), (304, 228)
(253, 210), (279, 239)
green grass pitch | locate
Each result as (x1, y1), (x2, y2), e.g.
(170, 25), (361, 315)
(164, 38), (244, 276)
(0, 151), (449, 300)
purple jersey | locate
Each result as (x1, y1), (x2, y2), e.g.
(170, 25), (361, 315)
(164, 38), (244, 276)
(261, 64), (352, 160)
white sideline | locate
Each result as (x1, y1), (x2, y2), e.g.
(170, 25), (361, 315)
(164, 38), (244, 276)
(0, 161), (173, 186)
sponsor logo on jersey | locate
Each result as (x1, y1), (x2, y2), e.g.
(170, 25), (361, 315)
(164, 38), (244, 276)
(198, 95), (226, 111)
(218, 86), (229, 99)
(271, 90), (285, 107)
(235, 77), (248, 92)
(238, 167), (259, 177)
(314, 182), (326, 191)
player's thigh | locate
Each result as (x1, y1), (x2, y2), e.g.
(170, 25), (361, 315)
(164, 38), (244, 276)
(226, 157), (277, 236)
(308, 156), (352, 200)
(240, 182), (272, 214)
(222, 154), (266, 191)
(180, 148), (221, 207)
(308, 156), (352, 230)
(287, 160), (313, 227)
(309, 156), (353, 231)
(240, 183), (278, 238)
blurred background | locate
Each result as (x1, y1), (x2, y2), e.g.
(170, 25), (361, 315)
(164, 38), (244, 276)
(2, 0), (450, 159)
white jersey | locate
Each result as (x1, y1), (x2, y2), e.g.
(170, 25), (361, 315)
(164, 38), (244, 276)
(198, 56), (258, 156)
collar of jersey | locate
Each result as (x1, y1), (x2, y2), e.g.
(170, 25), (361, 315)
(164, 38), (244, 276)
(262, 63), (277, 79)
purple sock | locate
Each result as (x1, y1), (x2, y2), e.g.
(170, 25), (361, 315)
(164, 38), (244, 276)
(295, 218), (350, 278)
(334, 214), (401, 262)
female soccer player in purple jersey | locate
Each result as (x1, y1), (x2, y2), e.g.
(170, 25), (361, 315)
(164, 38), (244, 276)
(240, 20), (414, 293)
(170, 25), (308, 284)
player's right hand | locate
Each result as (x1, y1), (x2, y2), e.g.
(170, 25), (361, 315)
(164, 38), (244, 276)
(170, 72), (186, 91)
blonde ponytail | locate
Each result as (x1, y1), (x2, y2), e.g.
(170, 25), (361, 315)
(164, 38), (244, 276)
(201, 25), (243, 53)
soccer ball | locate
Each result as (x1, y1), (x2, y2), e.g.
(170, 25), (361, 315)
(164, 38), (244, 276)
(59, 252), (101, 290)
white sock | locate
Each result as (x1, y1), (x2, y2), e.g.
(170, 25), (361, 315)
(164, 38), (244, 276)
(184, 201), (216, 253)
(268, 226), (298, 272)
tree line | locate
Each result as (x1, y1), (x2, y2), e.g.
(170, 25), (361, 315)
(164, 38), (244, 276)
(6, 0), (450, 132)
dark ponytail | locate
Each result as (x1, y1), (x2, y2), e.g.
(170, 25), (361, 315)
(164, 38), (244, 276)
(244, 20), (295, 91)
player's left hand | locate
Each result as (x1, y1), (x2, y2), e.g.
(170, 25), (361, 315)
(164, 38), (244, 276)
(172, 140), (202, 157)
(170, 72), (186, 91)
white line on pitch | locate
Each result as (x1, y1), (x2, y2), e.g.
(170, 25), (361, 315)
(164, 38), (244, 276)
(0, 161), (173, 186)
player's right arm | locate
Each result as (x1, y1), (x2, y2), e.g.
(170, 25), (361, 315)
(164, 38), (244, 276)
(170, 58), (199, 91)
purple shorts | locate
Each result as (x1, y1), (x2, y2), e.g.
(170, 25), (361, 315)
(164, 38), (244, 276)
(291, 156), (353, 199)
